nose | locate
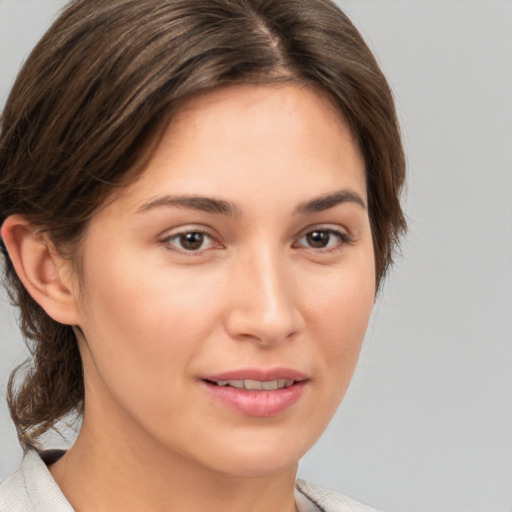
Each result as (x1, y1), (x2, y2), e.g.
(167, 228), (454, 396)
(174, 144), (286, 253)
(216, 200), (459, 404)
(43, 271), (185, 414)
(224, 249), (303, 346)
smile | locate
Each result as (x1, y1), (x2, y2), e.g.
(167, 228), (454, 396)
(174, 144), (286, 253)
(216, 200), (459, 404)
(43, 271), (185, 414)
(211, 379), (296, 390)
(201, 370), (308, 417)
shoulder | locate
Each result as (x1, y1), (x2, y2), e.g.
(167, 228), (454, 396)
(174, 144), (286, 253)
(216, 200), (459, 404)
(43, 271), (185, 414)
(0, 464), (32, 512)
(296, 479), (379, 512)
(0, 449), (73, 512)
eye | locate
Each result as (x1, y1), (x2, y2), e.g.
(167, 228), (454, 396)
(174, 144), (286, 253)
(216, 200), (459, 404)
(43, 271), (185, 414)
(295, 228), (351, 251)
(162, 230), (219, 253)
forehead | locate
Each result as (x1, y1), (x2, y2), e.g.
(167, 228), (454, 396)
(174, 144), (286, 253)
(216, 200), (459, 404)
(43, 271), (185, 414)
(172, 82), (348, 131)
(168, 84), (356, 159)
(105, 84), (366, 215)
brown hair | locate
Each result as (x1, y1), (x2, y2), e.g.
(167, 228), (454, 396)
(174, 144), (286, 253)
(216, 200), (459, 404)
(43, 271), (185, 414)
(0, 0), (406, 447)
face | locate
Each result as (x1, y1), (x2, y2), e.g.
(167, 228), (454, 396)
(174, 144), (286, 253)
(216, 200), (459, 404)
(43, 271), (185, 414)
(72, 84), (375, 477)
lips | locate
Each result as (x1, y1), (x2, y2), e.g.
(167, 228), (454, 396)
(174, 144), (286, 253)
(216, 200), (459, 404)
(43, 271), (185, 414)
(213, 379), (295, 390)
(201, 369), (308, 417)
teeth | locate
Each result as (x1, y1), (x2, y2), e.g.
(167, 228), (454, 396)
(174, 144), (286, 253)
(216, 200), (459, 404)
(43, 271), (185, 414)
(245, 379), (262, 390)
(215, 379), (295, 390)
(226, 380), (244, 389)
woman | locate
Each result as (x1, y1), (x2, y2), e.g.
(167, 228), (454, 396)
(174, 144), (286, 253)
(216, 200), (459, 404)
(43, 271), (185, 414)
(0, 0), (406, 511)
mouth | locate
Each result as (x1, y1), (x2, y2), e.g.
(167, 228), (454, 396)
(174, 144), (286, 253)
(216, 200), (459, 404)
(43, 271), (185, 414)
(204, 378), (299, 391)
(201, 370), (308, 417)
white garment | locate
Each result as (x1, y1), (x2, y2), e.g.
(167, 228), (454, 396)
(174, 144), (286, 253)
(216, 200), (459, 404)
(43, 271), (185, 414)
(0, 450), (377, 512)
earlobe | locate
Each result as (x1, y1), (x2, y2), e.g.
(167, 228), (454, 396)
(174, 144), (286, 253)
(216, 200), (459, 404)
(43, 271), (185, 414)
(1, 215), (81, 326)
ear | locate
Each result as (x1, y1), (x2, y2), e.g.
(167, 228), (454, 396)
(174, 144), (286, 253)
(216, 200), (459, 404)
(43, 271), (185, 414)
(1, 215), (81, 326)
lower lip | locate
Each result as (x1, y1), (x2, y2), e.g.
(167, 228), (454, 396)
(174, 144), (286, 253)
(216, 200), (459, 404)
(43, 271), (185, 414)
(202, 380), (307, 417)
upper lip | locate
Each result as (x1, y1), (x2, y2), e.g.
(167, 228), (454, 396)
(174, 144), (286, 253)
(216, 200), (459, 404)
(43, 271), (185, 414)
(201, 368), (308, 382)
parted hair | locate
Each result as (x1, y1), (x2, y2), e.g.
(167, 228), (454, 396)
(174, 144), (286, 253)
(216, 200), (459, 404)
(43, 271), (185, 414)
(0, 0), (406, 447)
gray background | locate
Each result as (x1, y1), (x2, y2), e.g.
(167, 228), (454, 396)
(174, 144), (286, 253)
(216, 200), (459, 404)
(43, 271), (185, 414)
(1, 1), (511, 511)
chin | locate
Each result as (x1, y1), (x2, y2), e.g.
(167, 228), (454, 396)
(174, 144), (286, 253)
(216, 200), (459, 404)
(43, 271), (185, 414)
(189, 431), (315, 478)
(207, 451), (301, 478)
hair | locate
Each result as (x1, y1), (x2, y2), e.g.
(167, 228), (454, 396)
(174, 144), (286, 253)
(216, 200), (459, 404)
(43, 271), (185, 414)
(0, 0), (406, 447)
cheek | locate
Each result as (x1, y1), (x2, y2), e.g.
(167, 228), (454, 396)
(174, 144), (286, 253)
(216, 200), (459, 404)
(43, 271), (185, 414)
(303, 253), (375, 385)
(76, 265), (220, 431)
(326, 281), (373, 353)
(308, 256), (374, 333)
(77, 252), (223, 384)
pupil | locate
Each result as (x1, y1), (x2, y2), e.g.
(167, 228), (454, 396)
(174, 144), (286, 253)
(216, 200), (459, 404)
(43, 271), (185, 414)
(307, 231), (329, 248)
(181, 232), (204, 250)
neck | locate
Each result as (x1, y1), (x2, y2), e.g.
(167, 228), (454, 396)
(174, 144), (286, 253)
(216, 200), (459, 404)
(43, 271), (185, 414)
(49, 414), (298, 512)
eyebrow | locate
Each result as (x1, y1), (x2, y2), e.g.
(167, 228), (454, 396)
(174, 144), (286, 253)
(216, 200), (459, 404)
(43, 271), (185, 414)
(137, 195), (241, 216)
(136, 189), (366, 217)
(294, 189), (366, 214)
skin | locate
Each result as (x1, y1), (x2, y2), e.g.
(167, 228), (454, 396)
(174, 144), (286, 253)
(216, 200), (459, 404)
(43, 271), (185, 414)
(3, 84), (376, 512)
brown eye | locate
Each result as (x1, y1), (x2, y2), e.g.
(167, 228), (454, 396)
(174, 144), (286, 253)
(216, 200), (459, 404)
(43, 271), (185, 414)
(164, 230), (217, 253)
(306, 230), (331, 248)
(179, 232), (205, 251)
(295, 229), (350, 251)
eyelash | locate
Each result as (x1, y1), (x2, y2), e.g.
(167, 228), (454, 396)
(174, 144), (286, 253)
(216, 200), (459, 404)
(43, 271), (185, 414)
(293, 228), (353, 253)
(161, 229), (220, 256)
(160, 227), (352, 256)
